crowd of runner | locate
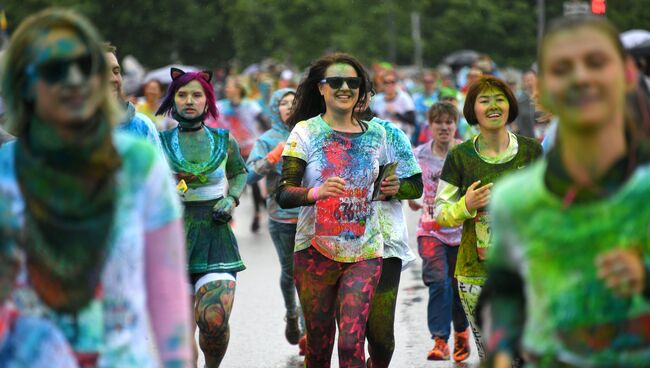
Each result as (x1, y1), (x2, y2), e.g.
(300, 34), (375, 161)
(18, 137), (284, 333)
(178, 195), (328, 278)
(0, 7), (649, 368)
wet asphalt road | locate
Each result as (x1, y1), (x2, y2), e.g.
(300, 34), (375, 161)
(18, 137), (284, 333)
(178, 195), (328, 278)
(199, 190), (480, 368)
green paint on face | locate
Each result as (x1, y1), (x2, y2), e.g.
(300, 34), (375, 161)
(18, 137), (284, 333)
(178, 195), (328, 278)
(475, 87), (510, 128)
(325, 63), (357, 78)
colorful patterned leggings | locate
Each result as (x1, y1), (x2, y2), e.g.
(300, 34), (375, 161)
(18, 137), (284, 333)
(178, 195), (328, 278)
(194, 279), (236, 368)
(294, 246), (382, 368)
(458, 281), (486, 361)
(366, 257), (402, 368)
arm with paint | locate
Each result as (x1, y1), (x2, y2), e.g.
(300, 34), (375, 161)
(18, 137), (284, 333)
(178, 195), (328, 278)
(145, 221), (193, 368)
(213, 137), (248, 216)
(246, 138), (284, 185)
(142, 153), (193, 368)
(434, 150), (476, 227)
(395, 173), (423, 200)
(276, 156), (310, 208)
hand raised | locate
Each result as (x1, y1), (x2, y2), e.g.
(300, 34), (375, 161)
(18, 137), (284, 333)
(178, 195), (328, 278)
(465, 180), (493, 213)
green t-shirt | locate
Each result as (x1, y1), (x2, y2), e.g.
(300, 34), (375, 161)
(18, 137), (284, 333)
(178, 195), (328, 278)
(490, 159), (650, 366)
(440, 134), (542, 281)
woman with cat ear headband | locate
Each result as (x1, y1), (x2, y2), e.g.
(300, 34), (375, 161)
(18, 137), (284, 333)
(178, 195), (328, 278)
(157, 68), (248, 367)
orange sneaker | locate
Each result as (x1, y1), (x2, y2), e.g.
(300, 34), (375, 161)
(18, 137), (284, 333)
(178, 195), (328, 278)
(453, 329), (471, 362)
(298, 335), (306, 356)
(427, 337), (450, 360)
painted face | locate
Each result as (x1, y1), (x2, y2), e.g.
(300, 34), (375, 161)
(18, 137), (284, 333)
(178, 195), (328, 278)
(430, 113), (457, 144)
(474, 87), (510, 130)
(105, 52), (122, 100)
(540, 26), (627, 131)
(30, 27), (102, 127)
(318, 63), (359, 113)
(278, 93), (295, 124)
(144, 80), (162, 104)
(174, 80), (207, 120)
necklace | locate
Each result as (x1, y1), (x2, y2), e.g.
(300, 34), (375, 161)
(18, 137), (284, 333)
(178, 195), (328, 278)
(178, 122), (205, 132)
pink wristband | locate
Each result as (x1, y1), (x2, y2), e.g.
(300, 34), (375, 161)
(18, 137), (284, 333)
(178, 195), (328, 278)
(311, 186), (320, 202)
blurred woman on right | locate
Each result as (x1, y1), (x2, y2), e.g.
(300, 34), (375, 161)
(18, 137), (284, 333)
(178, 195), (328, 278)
(485, 15), (650, 367)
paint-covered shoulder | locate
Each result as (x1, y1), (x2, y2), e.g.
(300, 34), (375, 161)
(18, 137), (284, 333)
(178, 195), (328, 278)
(366, 119), (388, 137)
(448, 138), (475, 158)
(515, 134), (543, 154)
(369, 117), (403, 138)
(113, 131), (157, 181)
(134, 112), (158, 132)
(412, 141), (430, 157)
(296, 116), (324, 134)
(205, 126), (229, 138)
(369, 117), (393, 130)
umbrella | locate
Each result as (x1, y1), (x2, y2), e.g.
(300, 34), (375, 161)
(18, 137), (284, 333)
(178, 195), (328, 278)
(621, 30), (650, 49)
(144, 64), (199, 84)
(242, 63), (259, 76)
(442, 50), (479, 68)
(621, 30), (650, 57)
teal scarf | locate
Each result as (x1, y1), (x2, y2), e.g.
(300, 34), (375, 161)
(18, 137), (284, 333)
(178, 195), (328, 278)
(160, 125), (229, 185)
(15, 116), (121, 313)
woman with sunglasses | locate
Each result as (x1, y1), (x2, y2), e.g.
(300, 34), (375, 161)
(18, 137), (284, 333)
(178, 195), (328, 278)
(277, 53), (399, 367)
(485, 15), (650, 367)
(434, 75), (543, 361)
(0, 9), (192, 367)
(157, 67), (247, 368)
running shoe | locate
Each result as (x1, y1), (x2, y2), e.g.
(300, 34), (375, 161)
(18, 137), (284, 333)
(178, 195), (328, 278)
(453, 329), (471, 362)
(427, 337), (450, 360)
(285, 314), (301, 345)
(298, 335), (306, 356)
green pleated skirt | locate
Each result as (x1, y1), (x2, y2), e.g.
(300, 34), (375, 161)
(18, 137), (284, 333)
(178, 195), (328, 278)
(184, 199), (246, 275)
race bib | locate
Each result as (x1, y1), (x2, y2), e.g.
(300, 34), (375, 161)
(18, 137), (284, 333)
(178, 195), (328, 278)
(315, 188), (369, 240)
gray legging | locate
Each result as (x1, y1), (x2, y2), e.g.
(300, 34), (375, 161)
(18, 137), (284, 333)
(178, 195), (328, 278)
(458, 281), (487, 361)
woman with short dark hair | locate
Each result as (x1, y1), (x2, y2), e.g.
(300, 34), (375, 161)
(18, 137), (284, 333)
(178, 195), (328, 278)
(434, 75), (542, 361)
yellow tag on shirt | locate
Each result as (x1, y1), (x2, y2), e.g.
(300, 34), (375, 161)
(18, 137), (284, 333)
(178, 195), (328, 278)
(176, 179), (188, 193)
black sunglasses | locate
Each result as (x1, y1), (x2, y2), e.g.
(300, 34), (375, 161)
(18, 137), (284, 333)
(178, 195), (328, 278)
(31, 54), (96, 85)
(319, 77), (361, 90)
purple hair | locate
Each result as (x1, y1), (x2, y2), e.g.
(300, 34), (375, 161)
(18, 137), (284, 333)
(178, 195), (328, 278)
(156, 69), (218, 120)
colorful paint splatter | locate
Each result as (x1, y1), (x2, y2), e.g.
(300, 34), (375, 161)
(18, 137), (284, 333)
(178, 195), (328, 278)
(489, 160), (650, 366)
(283, 115), (388, 262)
(294, 246), (382, 367)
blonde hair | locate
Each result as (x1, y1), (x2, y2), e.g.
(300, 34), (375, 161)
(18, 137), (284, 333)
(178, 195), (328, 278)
(1, 8), (122, 136)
